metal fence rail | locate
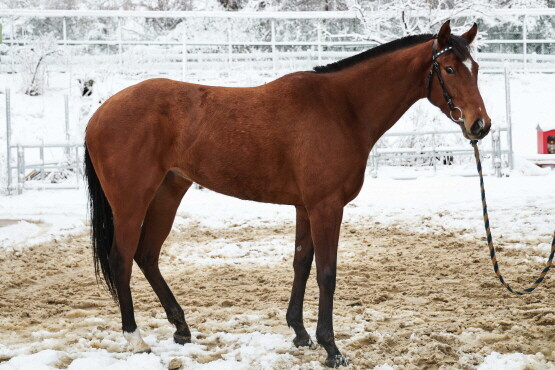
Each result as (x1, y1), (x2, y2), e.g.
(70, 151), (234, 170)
(369, 127), (511, 178)
(4, 89), (82, 194)
(8, 143), (82, 194)
(1, 8), (555, 77)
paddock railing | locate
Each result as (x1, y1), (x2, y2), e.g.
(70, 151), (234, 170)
(4, 89), (82, 194)
(7, 143), (82, 194)
(1, 8), (555, 78)
(369, 126), (511, 179)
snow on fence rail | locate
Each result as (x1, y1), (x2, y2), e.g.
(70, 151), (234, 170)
(1, 9), (555, 77)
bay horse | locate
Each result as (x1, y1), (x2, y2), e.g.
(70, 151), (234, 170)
(84, 20), (490, 367)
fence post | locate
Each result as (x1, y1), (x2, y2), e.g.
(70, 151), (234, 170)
(10, 16), (15, 72)
(371, 146), (378, 178)
(491, 128), (502, 178)
(5, 88), (11, 194)
(62, 16), (71, 94)
(495, 129), (502, 177)
(271, 18), (276, 73)
(504, 65), (514, 170)
(17, 145), (24, 195)
(489, 127), (497, 175)
(431, 132), (437, 173)
(40, 146), (45, 181)
(64, 94), (70, 159)
(74, 145), (79, 188)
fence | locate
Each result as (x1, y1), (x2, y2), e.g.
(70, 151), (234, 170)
(1, 8), (555, 79)
(369, 126), (511, 179)
(4, 89), (82, 194)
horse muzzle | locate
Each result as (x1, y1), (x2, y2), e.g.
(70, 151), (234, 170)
(471, 118), (491, 139)
(462, 118), (490, 140)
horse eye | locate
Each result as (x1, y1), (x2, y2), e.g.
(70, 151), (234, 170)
(445, 66), (455, 74)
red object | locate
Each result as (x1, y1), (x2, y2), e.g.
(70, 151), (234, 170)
(537, 125), (555, 154)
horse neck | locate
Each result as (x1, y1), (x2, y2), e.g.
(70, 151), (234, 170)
(329, 41), (432, 151)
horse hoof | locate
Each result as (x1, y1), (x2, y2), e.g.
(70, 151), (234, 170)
(173, 333), (191, 345)
(293, 335), (314, 348)
(324, 354), (349, 368)
(124, 329), (151, 353)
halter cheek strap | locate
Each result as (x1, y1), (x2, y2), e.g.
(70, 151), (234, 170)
(426, 39), (464, 123)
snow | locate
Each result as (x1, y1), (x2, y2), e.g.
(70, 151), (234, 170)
(0, 350), (61, 370)
(0, 331), (298, 370)
(478, 352), (555, 370)
(0, 189), (87, 251)
(512, 155), (552, 176)
(537, 124), (555, 132)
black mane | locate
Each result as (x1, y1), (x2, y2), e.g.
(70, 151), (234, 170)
(313, 34), (471, 74)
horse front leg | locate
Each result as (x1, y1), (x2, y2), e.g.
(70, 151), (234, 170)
(286, 206), (315, 348)
(307, 201), (348, 368)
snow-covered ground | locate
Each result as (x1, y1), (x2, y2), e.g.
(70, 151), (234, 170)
(0, 167), (554, 369)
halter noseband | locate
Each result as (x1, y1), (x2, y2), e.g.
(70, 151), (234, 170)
(426, 39), (464, 123)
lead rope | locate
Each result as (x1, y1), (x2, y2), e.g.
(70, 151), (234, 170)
(471, 140), (555, 295)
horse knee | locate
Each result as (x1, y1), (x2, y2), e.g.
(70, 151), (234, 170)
(293, 254), (312, 271)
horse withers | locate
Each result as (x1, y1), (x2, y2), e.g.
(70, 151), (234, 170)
(84, 20), (490, 367)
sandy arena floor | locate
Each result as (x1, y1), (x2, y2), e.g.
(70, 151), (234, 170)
(1, 217), (554, 369)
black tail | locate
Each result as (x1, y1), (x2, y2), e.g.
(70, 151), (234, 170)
(84, 144), (118, 301)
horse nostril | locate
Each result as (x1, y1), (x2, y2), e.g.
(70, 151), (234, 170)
(471, 119), (485, 136)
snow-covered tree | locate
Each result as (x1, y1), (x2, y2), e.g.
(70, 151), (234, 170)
(15, 35), (59, 95)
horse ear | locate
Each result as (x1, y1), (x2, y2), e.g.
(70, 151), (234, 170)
(437, 20), (451, 48)
(461, 23), (478, 44)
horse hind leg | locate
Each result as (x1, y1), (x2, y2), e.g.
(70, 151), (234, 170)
(134, 171), (193, 345)
(104, 169), (167, 353)
(110, 199), (154, 353)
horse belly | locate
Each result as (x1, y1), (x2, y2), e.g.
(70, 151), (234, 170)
(175, 141), (302, 205)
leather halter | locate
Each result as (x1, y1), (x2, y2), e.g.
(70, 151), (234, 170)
(426, 39), (464, 123)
